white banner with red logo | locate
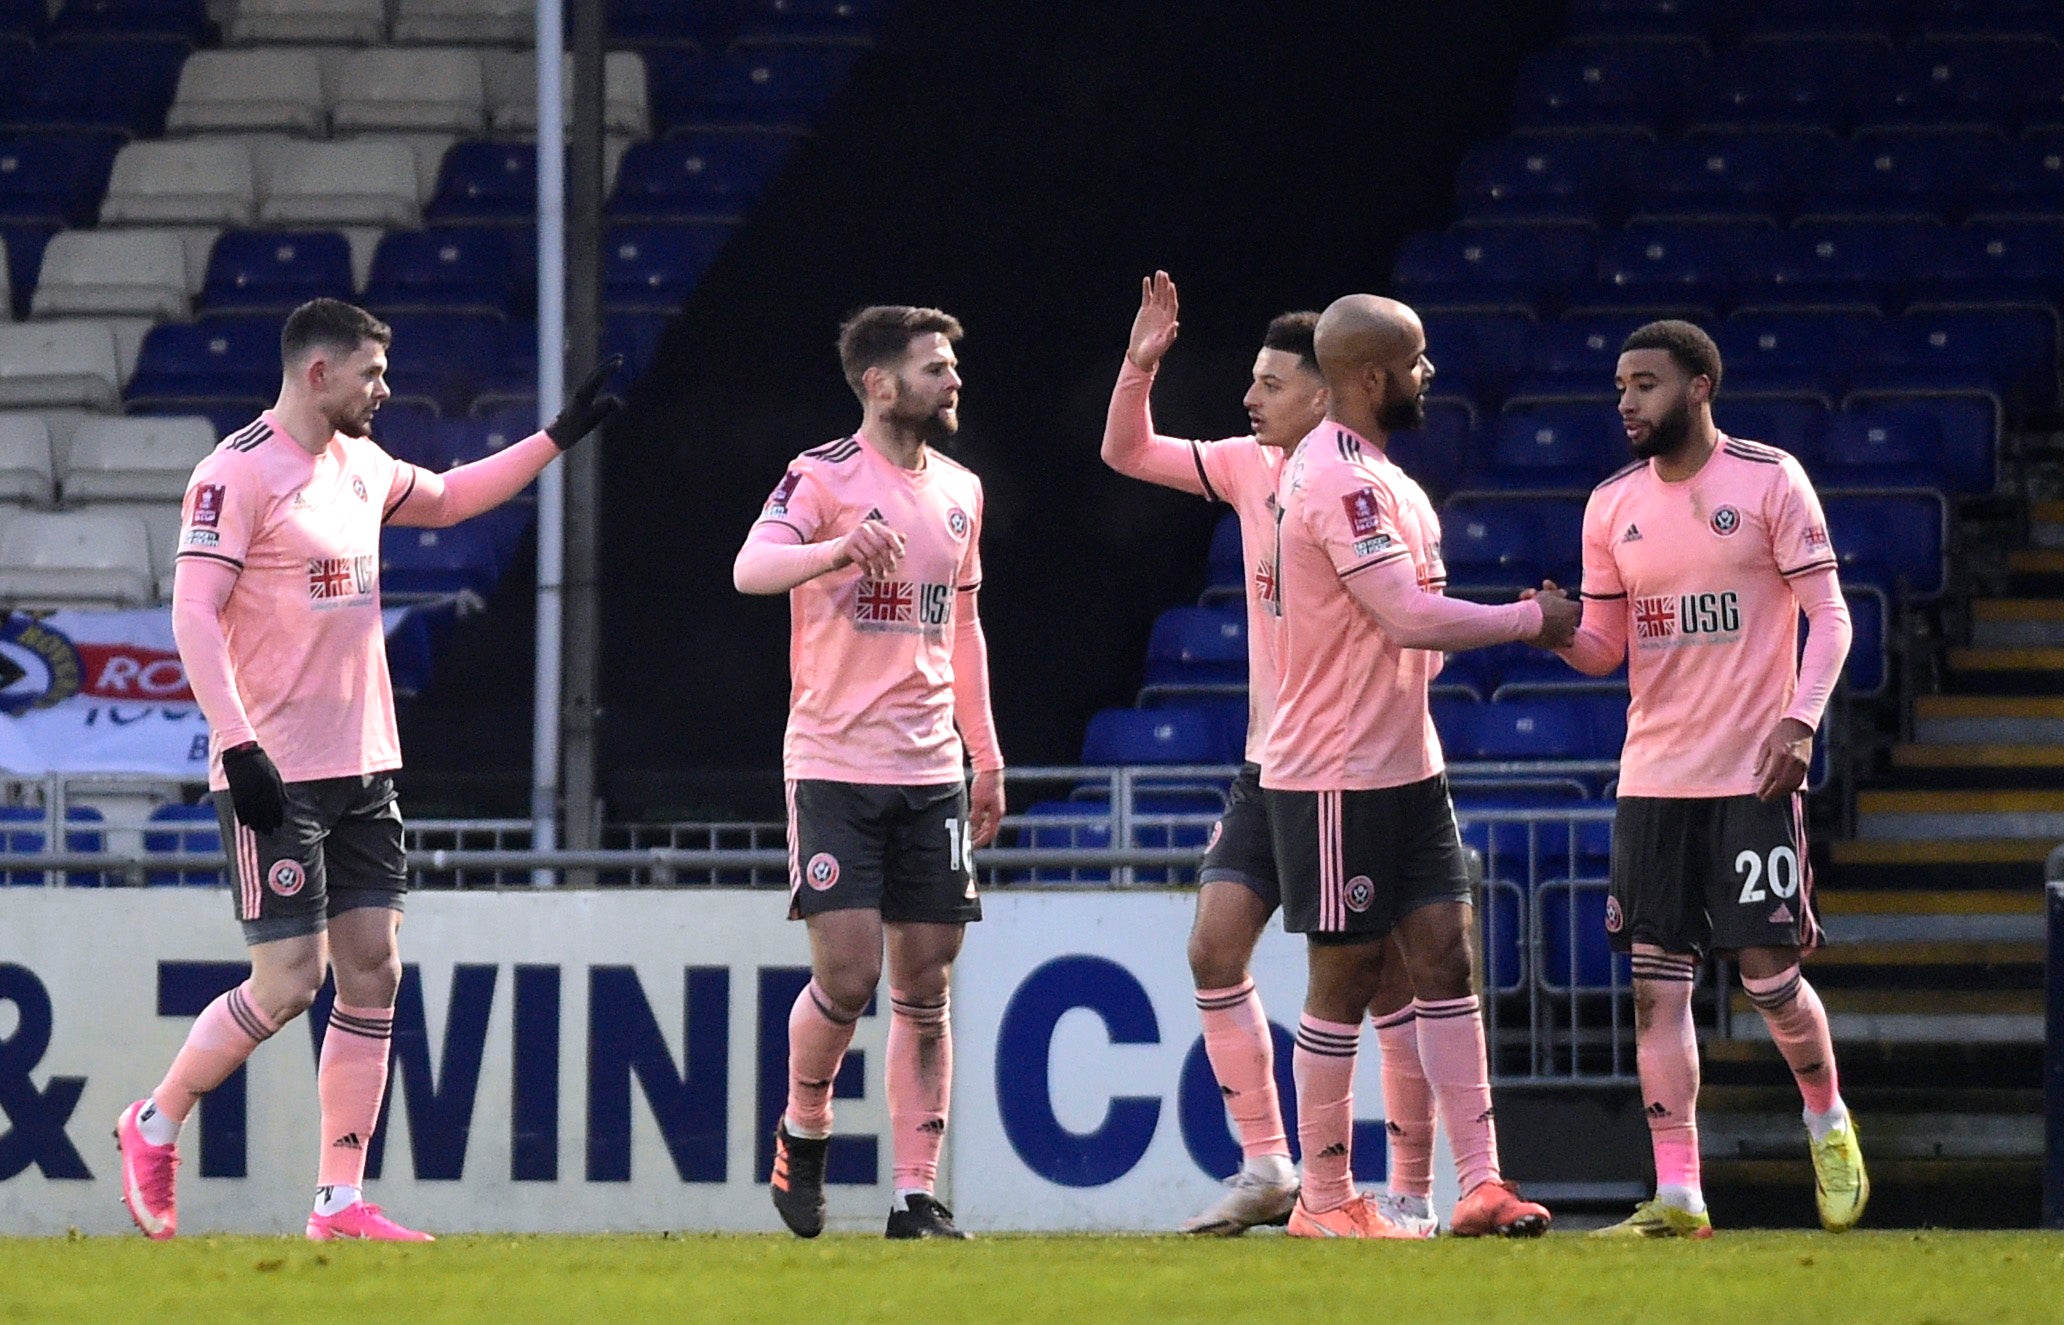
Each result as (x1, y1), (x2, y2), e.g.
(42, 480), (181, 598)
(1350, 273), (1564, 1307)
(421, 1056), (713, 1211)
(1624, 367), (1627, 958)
(0, 608), (423, 779)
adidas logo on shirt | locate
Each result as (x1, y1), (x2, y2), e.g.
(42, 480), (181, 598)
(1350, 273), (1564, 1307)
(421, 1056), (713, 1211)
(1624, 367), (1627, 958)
(866, 507), (886, 521)
(1622, 523), (1643, 543)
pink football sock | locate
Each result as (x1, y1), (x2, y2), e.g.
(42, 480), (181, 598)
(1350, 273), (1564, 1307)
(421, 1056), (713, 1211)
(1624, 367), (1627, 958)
(151, 980), (279, 1123)
(1292, 1014), (1361, 1213)
(1373, 1007), (1433, 1200)
(786, 979), (861, 1137)
(1631, 953), (1702, 1196)
(1742, 966), (1841, 1114)
(317, 1002), (394, 1190)
(887, 989), (951, 1194)
(1196, 981), (1289, 1161)
(1414, 996), (1502, 1195)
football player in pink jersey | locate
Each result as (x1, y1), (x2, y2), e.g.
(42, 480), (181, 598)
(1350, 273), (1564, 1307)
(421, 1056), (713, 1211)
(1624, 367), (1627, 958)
(116, 299), (621, 1242)
(1539, 321), (1864, 1238)
(734, 306), (1002, 1240)
(1099, 272), (1438, 1237)
(1265, 295), (1576, 1239)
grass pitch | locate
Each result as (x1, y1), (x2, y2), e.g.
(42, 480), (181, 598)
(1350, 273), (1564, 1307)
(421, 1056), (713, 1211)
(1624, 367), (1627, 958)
(2, 1230), (2058, 1323)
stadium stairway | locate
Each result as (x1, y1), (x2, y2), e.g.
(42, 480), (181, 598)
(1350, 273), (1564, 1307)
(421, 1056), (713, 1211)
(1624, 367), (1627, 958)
(1697, 486), (2060, 1228)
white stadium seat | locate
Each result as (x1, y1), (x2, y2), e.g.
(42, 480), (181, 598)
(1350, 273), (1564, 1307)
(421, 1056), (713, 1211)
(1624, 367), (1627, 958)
(0, 321), (124, 410)
(31, 231), (192, 321)
(485, 48), (649, 137)
(393, 0), (534, 45)
(0, 415), (54, 505)
(0, 510), (155, 609)
(328, 48), (486, 136)
(98, 140), (258, 227)
(256, 139), (421, 227)
(61, 416), (215, 503)
(228, 0), (386, 45)
(167, 49), (328, 137)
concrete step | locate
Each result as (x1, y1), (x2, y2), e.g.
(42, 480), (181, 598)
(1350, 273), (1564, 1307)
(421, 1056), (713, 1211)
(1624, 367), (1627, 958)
(2008, 549), (2064, 574)
(1822, 838), (2050, 889)
(1945, 645), (2064, 674)
(1913, 695), (2064, 744)
(1891, 742), (2064, 769)
(1829, 838), (2054, 867)
(1855, 788), (2064, 841)
(1971, 598), (2064, 648)
(2028, 500), (2064, 550)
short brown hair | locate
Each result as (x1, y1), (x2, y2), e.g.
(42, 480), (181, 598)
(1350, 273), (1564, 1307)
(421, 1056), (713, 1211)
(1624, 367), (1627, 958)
(836, 305), (962, 398)
(281, 298), (390, 367)
(1622, 319), (1723, 394)
(1261, 311), (1321, 372)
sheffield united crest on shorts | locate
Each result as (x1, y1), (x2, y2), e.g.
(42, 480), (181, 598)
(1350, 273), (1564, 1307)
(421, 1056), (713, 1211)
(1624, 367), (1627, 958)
(1345, 874), (1374, 914)
(1604, 894), (1624, 933)
(805, 852), (839, 890)
(267, 859), (307, 897)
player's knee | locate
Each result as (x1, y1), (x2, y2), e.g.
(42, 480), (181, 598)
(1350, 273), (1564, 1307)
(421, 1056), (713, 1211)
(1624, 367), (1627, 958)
(1187, 929), (1247, 990)
(251, 959), (323, 1023)
(1403, 930), (1471, 1000)
(815, 961), (881, 1015)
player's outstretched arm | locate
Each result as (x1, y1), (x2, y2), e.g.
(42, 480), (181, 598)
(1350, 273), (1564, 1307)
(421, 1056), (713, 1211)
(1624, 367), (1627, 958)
(950, 591), (1005, 847)
(387, 357), (624, 528)
(1342, 553), (1557, 651)
(1100, 272), (1209, 495)
(732, 518), (905, 595)
(1531, 580), (1627, 675)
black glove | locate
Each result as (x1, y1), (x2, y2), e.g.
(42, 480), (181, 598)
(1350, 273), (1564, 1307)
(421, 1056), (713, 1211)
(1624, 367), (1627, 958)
(221, 742), (286, 835)
(545, 355), (626, 449)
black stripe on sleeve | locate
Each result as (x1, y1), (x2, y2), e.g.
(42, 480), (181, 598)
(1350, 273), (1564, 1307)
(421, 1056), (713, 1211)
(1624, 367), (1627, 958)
(1779, 557), (1839, 579)
(175, 550), (245, 571)
(381, 469), (419, 523)
(1581, 590), (1627, 601)
(1337, 548), (1411, 580)
(1189, 442), (1223, 504)
(754, 518), (809, 542)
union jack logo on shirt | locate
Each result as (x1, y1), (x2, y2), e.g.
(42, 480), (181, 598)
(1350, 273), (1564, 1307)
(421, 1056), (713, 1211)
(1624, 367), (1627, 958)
(855, 579), (914, 624)
(308, 554), (377, 601)
(1634, 595), (1677, 640)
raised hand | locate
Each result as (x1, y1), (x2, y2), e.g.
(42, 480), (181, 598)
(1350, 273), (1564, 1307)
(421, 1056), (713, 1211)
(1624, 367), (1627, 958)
(1126, 271), (1181, 372)
(545, 355), (625, 449)
(833, 519), (905, 579)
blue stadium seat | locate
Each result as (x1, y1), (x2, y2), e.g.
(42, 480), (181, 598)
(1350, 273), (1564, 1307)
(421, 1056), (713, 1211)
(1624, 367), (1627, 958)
(0, 131), (122, 226)
(1976, 133), (2064, 217)
(731, 0), (879, 51)
(1811, 132), (1999, 220)
(603, 221), (733, 313)
(1689, 39), (1887, 132)
(604, 310), (669, 376)
(381, 521), (502, 601)
(1565, 0), (1710, 38)
(1478, 406), (1625, 491)
(1909, 219), (2064, 305)
(126, 318), (279, 409)
(1393, 225), (1594, 313)
(1023, 786), (1223, 884)
(1634, 135), (1793, 220)
(1714, 399), (1830, 466)
(376, 401), (448, 470)
(1913, 0), (2064, 40)
(0, 805), (105, 886)
(362, 227), (521, 318)
(1745, 0), (1891, 37)
(1140, 689), (1248, 762)
(1538, 880), (1630, 991)
(144, 802), (220, 887)
(1511, 44), (1704, 132)
(1837, 393), (1995, 493)
(1453, 784), (1606, 890)
(685, 47), (860, 132)
(1143, 606), (1246, 687)
(1863, 307), (2057, 407)
(1820, 402), (1954, 490)
(1863, 37), (2063, 128)
(1203, 509), (1242, 601)
(48, 0), (211, 44)
(376, 312), (504, 414)
(1452, 135), (1633, 224)
(1580, 220), (1758, 314)
(643, 47), (711, 133)
(2, 40), (186, 136)
(1843, 582), (1888, 696)
(1734, 220), (1939, 312)
(1824, 491), (1946, 596)
(609, 132), (795, 220)
(1462, 695), (1626, 762)
(1081, 706), (1226, 766)
(1440, 496), (1585, 594)
(200, 229), (354, 316)
(425, 141), (536, 226)
(1713, 310), (1885, 400)
(1505, 313), (1654, 403)
(1389, 397), (1474, 504)
(607, 0), (706, 48)
(1419, 310), (1533, 410)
